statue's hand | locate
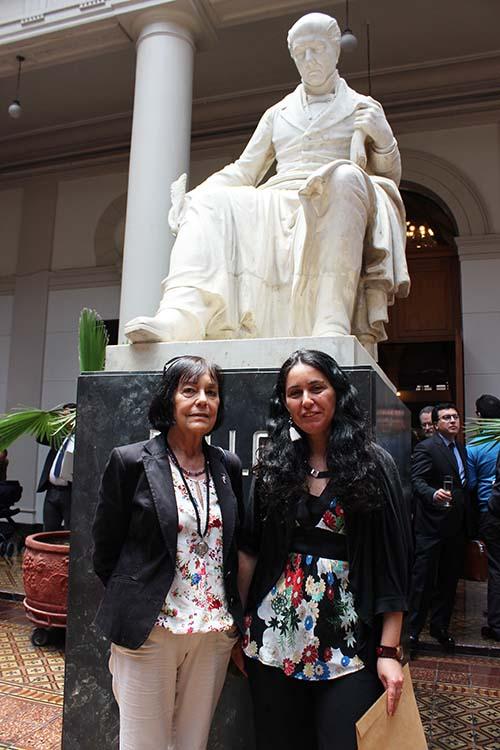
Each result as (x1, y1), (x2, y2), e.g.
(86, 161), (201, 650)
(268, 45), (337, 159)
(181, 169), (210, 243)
(168, 173), (188, 235)
(301, 173), (325, 198)
(353, 98), (394, 151)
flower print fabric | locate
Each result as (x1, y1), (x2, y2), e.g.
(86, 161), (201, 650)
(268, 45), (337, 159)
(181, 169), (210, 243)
(244, 487), (364, 681)
(155, 459), (234, 634)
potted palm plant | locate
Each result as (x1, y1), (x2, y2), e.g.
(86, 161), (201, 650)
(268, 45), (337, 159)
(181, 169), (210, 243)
(465, 418), (500, 446)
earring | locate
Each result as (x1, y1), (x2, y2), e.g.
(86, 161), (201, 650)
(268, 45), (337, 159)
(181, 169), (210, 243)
(288, 417), (302, 442)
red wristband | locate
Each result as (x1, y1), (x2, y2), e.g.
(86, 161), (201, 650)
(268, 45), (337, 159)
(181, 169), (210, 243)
(376, 645), (402, 661)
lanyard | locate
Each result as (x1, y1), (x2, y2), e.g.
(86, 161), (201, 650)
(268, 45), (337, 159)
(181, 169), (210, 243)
(167, 443), (211, 556)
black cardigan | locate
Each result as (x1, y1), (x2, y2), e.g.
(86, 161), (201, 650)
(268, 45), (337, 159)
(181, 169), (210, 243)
(241, 444), (413, 671)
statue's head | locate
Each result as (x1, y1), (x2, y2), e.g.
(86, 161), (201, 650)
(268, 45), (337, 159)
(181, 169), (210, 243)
(288, 13), (341, 90)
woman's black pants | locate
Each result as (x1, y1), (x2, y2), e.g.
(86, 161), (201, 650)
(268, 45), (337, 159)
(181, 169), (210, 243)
(246, 657), (383, 750)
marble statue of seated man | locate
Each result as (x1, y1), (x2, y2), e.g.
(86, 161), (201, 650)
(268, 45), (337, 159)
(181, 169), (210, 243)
(125, 12), (409, 353)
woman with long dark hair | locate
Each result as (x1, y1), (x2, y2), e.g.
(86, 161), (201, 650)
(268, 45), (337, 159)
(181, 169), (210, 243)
(92, 356), (243, 750)
(239, 349), (412, 750)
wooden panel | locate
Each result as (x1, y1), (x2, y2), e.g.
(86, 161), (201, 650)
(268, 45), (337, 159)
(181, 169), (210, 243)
(386, 255), (458, 342)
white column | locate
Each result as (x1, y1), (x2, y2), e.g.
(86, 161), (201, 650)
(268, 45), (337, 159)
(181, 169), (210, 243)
(456, 234), (500, 418)
(118, 16), (195, 342)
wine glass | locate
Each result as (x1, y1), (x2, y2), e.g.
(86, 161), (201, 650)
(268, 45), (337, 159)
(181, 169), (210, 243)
(442, 475), (453, 508)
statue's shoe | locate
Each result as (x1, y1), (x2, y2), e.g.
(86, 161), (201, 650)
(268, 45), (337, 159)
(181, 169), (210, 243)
(124, 316), (169, 343)
(125, 310), (204, 343)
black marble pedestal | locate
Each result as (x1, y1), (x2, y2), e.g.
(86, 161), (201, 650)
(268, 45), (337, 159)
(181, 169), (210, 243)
(62, 366), (410, 749)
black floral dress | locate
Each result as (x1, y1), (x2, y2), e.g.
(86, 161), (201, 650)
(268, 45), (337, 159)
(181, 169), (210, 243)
(243, 484), (365, 681)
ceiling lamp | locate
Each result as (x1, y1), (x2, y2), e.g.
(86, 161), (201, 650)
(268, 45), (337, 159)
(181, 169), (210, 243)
(341, 0), (358, 52)
(8, 55), (25, 119)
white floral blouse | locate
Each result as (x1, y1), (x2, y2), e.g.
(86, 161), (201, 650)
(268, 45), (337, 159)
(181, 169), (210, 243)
(243, 491), (365, 681)
(155, 459), (234, 634)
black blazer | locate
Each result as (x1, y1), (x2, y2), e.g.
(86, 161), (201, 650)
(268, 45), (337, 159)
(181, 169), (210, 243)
(36, 444), (57, 493)
(92, 434), (244, 649)
(411, 432), (471, 538)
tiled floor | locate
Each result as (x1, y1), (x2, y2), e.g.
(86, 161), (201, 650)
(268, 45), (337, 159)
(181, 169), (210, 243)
(0, 601), (63, 750)
(0, 552), (23, 600)
(412, 653), (500, 749)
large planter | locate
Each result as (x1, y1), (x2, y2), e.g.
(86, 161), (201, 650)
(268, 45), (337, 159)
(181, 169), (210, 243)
(22, 530), (70, 635)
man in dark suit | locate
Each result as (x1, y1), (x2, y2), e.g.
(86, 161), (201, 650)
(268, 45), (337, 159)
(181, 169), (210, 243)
(37, 442), (72, 531)
(36, 403), (76, 531)
(409, 402), (469, 651)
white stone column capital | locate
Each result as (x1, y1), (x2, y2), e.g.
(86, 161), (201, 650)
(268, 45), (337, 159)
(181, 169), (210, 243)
(137, 19), (195, 50)
(130, 8), (198, 47)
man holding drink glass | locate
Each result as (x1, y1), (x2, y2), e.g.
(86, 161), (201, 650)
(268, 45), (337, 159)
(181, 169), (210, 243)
(409, 404), (469, 652)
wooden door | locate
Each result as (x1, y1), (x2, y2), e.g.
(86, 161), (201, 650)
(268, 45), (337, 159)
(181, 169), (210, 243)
(379, 236), (464, 424)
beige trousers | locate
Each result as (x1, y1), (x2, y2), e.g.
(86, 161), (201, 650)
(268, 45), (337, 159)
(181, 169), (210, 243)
(109, 626), (236, 750)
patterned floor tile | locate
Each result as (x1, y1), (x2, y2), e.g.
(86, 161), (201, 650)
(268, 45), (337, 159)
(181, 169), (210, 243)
(0, 552), (24, 597)
(0, 620), (65, 698)
(413, 662), (500, 750)
(14, 716), (62, 750)
(0, 605), (63, 750)
(0, 695), (61, 745)
(438, 670), (470, 686)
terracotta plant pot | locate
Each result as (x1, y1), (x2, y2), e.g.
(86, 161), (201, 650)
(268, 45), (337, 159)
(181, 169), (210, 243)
(22, 530), (70, 629)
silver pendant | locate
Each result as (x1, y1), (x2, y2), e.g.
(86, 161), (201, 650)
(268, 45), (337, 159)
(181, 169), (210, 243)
(194, 540), (209, 557)
(309, 467), (320, 478)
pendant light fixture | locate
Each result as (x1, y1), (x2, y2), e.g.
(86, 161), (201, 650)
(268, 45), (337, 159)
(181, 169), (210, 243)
(341, 0), (358, 52)
(8, 55), (25, 119)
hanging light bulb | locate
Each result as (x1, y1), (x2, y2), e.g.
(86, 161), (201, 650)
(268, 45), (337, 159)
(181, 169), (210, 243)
(8, 55), (25, 119)
(341, 0), (358, 52)
(8, 100), (22, 119)
(341, 29), (358, 52)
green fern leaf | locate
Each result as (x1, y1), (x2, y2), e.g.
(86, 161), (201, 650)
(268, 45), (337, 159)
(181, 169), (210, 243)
(465, 418), (500, 446)
(0, 408), (76, 450)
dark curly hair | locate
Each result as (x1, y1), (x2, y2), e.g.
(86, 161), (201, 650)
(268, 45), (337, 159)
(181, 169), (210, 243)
(254, 349), (384, 513)
(148, 356), (224, 435)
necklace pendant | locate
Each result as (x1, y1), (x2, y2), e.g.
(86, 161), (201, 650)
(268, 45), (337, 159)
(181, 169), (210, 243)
(194, 540), (209, 557)
(310, 467), (320, 478)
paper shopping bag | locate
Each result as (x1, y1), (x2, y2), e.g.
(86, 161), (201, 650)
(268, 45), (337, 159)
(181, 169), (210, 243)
(355, 664), (427, 750)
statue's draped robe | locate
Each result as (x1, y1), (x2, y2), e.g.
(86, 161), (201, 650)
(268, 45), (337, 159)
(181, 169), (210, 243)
(164, 79), (409, 342)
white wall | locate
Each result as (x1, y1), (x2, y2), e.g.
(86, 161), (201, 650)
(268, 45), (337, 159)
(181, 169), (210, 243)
(0, 188), (23, 276)
(398, 124), (500, 233)
(34, 284), (121, 522)
(52, 172), (127, 270)
(461, 257), (500, 416)
(0, 295), (13, 414)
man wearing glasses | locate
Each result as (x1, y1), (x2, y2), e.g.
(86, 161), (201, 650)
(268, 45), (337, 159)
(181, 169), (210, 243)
(409, 403), (469, 652)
